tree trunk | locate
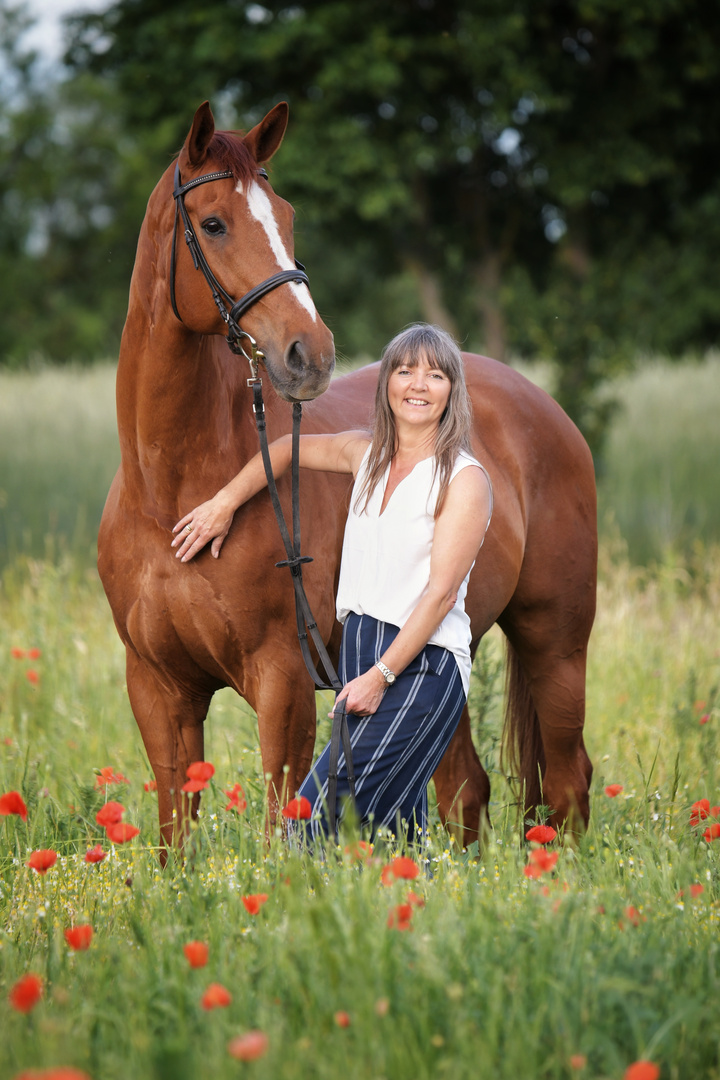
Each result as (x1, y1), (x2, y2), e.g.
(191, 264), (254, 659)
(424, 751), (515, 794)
(404, 256), (460, 338)
(473, 252), (507, 362)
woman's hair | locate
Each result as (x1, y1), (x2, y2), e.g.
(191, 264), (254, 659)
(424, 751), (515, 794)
(355, 323), (474, 518)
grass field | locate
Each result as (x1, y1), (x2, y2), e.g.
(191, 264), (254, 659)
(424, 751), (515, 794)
(1, 360), (719, 1079)
(1, 545), (719, 1079)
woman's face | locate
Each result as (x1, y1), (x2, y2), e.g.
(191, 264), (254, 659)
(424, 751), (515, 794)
(386, 353), (452, 433)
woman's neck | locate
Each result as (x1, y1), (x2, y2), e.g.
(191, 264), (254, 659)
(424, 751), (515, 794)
(393, 425), (438, 464)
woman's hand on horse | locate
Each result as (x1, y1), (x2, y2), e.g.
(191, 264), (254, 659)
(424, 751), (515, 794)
(330, 667), (387, 719)
(172, 496), (235, 561)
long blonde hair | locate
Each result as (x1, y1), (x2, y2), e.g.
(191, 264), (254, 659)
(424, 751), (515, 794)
(355, 324), (473, 518)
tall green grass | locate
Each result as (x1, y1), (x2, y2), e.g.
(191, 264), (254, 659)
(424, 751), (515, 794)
(597, 353), (720, 563)
(0, 364), (119, 567)
(1, 357), (719, 1077)
(1, 544), (719, 1080)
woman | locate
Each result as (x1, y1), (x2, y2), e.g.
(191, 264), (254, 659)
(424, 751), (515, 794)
(172, 324), (492, 840)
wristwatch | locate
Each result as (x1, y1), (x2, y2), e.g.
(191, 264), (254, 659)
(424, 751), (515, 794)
(375, 660), (396, 686)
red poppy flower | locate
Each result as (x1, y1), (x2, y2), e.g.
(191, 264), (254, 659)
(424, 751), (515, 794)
(699, 714), (710, 725)
(380, 864), (395, 886)
(105, 822), (140, 844)
(201, 982), (232, 1010)
(525, 824), (557, 843)
(524, 849), (559, 878)
(389, 856), (420, 880)
(27, 849), (57, 874)
(181, 779), (207, 793)
(0, 790), (28, 820)
(569, 1055), (587, 1070)
(186, 761), (215, 782)
(8, 972), (43, 1012)
(64, 924), (93, 951)
(224, 783), (247, 812)
(84, 845), (106, 864)
(334, 1010), (351, 1027)
(144, 779), (157, 792)
(533, 848), (558, 870)
(407, 890), (426, 907)
(11, 647), (26, 659)
(95, 801), (125, 827)
(690, 883), (705, 897)
(183, 941), (209, 968)
(711, 806), (720, 819)
(703, 822), (720, 842)
(624, 1062), (660, 1080)
(281, 796), (312, 820)
(95, 766), (129, 788)
(387, 903), (414, 931)
(227, 1030), (269, 1061)
(242, 893), (269, 915)
(623, 905), (645, 926)
(27, 647), (41, 660)
(25, 670), (40, 686)
(690, 797), (710, 825)
(604, 784), (624, 798)
(343, 840), (373, 861)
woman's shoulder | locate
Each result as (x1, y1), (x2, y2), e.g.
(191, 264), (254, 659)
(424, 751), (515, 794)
(450, 449), (483, 478)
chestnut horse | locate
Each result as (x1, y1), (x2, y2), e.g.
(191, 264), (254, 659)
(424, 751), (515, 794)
(98, 101), (596, 856)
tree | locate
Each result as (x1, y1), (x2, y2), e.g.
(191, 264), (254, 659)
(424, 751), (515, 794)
(0, 1), (150, 364)
(4, 0), (720, 455)
(63, 0), (720, 451)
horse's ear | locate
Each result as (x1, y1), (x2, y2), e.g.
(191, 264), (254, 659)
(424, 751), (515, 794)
(184, 101), (216, 168)
(243, 102), (289, 164)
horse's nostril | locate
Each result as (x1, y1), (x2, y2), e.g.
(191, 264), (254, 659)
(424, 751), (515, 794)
(285, 339), (308, 373)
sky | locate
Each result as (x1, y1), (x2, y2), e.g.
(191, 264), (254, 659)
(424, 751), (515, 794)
(21, 0), (111, 67)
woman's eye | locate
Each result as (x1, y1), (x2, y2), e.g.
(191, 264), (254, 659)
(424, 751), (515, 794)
(202, 218), (225, 236)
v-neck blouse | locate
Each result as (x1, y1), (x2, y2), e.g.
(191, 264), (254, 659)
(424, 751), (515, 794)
(335, 448), (489, 694)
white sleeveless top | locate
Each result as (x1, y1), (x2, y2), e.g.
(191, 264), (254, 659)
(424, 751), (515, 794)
(336, 448), (492, 694)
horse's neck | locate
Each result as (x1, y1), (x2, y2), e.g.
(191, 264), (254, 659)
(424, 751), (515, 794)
(115, 302), (256, 517)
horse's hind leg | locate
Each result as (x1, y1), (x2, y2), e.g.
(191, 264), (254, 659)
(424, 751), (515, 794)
(125, 648), (212, 861)
(502, 613), (594, 832)
(433, 705), (491, 848)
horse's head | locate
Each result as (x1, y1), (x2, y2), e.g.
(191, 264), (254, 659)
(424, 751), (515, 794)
(169, 101), (335, 401)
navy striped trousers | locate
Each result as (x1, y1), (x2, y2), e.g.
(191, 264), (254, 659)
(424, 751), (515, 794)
(298, 613), (466, 841)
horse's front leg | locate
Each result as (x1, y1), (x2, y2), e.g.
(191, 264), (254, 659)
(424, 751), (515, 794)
(125, 647), (212, 863)
(249, 656), (318, 827)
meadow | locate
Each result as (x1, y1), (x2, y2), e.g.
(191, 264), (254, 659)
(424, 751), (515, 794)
(1, 359), (719, 1080)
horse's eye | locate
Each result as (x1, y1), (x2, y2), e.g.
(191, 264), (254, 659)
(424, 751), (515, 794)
(202, 218), (225, 236)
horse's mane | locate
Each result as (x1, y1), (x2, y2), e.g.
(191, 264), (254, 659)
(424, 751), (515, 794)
(209, 131), (261, 185)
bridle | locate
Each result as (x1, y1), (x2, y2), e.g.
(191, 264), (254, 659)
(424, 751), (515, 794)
(170, 161), (309, 376)
(170, 159), (355, 837)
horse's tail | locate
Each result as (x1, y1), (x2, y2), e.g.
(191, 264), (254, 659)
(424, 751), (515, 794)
(501, 640), (545, 816)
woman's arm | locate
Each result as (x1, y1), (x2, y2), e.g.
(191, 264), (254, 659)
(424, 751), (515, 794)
(172, 430), (369, 562)
(332, 465), (492, 717)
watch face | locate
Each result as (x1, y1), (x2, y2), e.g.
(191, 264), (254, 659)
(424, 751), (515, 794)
(387, 672), (396, 684)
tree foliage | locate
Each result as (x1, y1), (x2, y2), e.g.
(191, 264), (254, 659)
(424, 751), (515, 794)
(2, 0), (720, 452)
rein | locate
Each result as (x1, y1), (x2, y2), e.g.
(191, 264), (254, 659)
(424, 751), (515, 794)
(171, 162), (355, 837)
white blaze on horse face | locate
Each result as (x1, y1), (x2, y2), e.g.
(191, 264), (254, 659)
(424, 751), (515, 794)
(239, 179), (317, 321)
